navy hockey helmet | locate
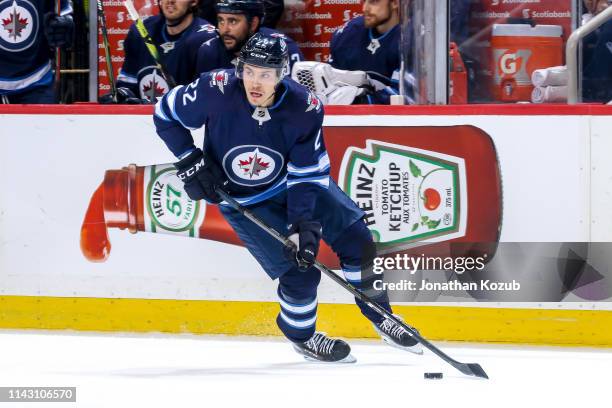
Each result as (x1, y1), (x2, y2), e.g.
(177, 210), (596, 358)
(215, 0), (265, 19)
(236, 32), (290, 81)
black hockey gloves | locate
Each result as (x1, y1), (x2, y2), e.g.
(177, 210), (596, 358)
(175, 148), (227, 204)
(44, 13), (74, 48)
(285, 221), (322, 271)
(99, 87), (148, 104)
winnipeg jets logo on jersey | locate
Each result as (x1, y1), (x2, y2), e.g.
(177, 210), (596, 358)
(0, 0), (38, 52)
(210, 70), (229, 94)
(223, 146), (284, 187)
(306, 92), (322, 112)
(239, 150), (270, 177)
(139, 69), (169, 101)
(367, 38), (381, 54)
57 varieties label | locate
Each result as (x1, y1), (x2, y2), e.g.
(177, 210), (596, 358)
(144, 164), (206, 236)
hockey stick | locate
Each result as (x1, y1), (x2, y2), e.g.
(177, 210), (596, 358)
(54, 0), (61, 100)
(97, 0), (117, 102)
(123, 0), (178, 88)
(215, 187), (489, 379)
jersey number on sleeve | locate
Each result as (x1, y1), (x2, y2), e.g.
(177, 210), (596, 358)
(182, 78), (200, 105)
(314, 129), (322, 151)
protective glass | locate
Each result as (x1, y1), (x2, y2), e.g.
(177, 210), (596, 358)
(402, 0), (599, 104)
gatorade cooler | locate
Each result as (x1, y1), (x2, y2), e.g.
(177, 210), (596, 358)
(491, 24), (563, 102)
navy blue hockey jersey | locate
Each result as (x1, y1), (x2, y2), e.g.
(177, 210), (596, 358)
(0, 0), (72, 95)
(329, 16), (400, 104)
(195, 27), (303, 75)
(117, 15), (216, 101)
(583, 20), (612, 103)
(154, 70), (328, 224)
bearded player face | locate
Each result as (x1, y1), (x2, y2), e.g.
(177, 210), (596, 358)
(362, 0), (398, 29)
(217, 13), (258, 53)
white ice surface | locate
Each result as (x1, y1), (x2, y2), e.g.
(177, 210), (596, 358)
(0, 330), (609, 408)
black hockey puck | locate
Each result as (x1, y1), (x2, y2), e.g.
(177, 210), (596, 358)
(424, 372), (443, 379)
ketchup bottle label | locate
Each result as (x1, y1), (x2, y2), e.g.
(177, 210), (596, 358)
(338, 140), (468, 249)
(81, 126), (500, 266)
(143, 164), (206, 237)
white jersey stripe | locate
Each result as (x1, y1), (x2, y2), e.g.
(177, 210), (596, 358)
(0, 62), (51, 91)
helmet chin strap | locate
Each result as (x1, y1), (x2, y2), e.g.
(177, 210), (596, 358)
(256, 91), (275, 108)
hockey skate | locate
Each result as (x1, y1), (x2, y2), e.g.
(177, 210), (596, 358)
(293, 332), (356, 363)
(373, 315), (423, 355)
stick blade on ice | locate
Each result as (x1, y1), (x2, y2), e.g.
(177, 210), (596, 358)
(455, 362), (489, 379)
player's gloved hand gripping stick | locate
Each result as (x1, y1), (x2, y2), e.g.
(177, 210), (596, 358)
(284, 221), (322, 271)
(214, 187), (489, 379)
(175, 149), (227, 204)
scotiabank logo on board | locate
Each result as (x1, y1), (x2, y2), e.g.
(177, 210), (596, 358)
(313, 23), (344, 36)
(314, 0), (361, 6)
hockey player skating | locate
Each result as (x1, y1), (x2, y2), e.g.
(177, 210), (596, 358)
(154, 32), (422, 362)
(195, 0), (302, 75)
(108, 0), (216, 103)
